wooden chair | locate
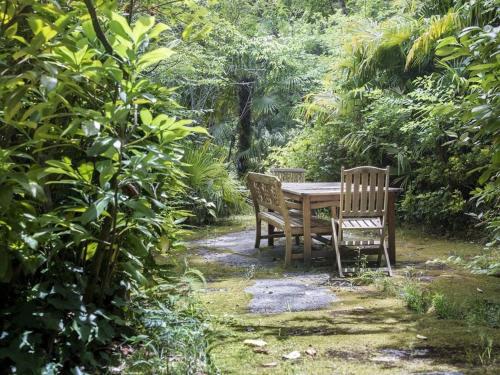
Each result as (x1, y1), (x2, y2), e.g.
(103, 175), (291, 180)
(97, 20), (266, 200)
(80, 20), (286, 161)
(332, 166), (393, 277)
(269, 168), (306, 182)
(269, 168), (306, 245)
(247, 173), (331, 266)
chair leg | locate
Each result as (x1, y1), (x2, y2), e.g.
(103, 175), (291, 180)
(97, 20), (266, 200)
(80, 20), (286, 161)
(295, 235), (300, 245)
(268, 223), (275, 247)
(377, 247), (382, 267)
(382, 240), (393, 277)
(254, 218), (261, 249)
(332, 223), (344, 277)
(285, 232), (292, 267)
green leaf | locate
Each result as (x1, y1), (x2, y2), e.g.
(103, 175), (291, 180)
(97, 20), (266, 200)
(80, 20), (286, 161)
(182, 22), (194, 41)
(137, 48), (175, 72)
(40, 75), (58, 92)
(81, 20), (96, 40)
(86, 137), (115, 157)
(435, 46), (458, 57)
(149, 23), (169, 39)
(96, 160), (115, 187)
(133, 16), (155, 43)
(109, 12), (134, 41)
(80, 196), (112, 224)
(77, 162), (94, 183)
(124, 199), (155, 218)
(85, 242), (98, 260)
(123, 261), (148, 286)
(81, 120), (101, 137)
(188, 126), (209, 135)
(128, 234), (149, 257)
(436, 36), (458, 49)
(5, 23), (18, 39)
(140, 109), (152, 125)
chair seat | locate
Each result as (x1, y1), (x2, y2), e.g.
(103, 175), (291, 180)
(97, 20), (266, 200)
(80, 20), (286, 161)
(340, 239), (381, 247)
(335, 217), (383, 229)
(259, 211), (331, 234)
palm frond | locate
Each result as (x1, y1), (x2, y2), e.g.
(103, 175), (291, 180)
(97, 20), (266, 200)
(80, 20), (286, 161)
(252, 95), (280, 116)
(340, 17), (415, 85)
(405, 11), (461, 70)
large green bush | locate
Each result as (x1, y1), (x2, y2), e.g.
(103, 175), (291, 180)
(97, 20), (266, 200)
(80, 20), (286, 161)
(0, 1), (205, 372)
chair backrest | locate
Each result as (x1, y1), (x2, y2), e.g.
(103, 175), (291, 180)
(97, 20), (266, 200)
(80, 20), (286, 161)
(269, 168), (306, 182)
(339, 166), (390, 220)
(247, 172), (287, 216)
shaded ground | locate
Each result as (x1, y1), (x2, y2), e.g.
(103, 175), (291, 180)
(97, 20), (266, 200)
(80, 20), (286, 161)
(245, 277), (337, 314)
(186, 218), (500, 374)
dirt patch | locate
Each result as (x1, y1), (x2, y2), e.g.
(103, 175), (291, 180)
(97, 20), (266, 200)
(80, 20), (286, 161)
(190, 229), (331, 268)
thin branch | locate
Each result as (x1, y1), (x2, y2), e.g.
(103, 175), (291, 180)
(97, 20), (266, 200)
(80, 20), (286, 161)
(126, 0), (135, 24)
(83, 0), (115, 57)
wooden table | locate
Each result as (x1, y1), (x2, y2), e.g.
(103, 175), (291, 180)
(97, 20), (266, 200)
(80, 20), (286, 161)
(277, 182), (401, 266)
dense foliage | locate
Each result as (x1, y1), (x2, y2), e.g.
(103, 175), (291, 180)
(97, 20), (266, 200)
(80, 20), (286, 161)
(267, 0), (499, 240)
(1, 0), (498, 373)
(0, 0), (207, 372)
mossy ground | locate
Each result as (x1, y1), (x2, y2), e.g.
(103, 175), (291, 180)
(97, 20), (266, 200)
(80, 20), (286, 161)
(184, 218), (499, 374)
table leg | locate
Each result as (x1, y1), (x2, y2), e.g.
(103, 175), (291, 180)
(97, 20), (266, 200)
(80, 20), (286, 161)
(303, 196), (312, 266)
(387, 193), (396, 265)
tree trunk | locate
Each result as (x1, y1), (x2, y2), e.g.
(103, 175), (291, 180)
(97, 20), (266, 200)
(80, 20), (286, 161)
(339, 0), (348, 15)
(236, 78), (252, 175)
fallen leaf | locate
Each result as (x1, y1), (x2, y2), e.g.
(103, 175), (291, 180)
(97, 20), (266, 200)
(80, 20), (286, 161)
(261, 362), (278, 368)
(109, 363), (126, 374)
(119, 346), (134, 355)
(282, 351), (301, 360)
(244, 339), (267, 348)
(253, 347), (269, 354)
(477, 288), (483, 293)
(305, 347), (317, 357)
(416, 334), (427, 340)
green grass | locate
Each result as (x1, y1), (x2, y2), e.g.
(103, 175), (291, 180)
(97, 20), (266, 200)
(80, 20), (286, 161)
(183, 214), (255, 241)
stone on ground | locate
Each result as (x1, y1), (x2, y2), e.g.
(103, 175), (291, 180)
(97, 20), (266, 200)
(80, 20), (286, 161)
(245, 276), (337, 314)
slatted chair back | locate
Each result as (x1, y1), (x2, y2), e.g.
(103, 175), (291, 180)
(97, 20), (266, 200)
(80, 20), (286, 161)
(339, 166), (390, 220)
(247, 172), (288, 218)
(269, 168), (306, 182)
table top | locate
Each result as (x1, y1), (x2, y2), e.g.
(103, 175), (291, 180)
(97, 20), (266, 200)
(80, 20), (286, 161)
(282, 182), (401, 196)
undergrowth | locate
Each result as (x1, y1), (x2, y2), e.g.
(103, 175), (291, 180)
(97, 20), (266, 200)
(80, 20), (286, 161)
(375, 267), (500, 328)
(119, 271), (218, 375)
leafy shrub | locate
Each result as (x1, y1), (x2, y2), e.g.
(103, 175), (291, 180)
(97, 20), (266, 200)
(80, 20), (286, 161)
(0, 1), (205, 372)
(266, 120), (366, 182)
(431, 293), (464, 320)
(182, 142), (247, 224)
(400, 188), (467, 232)
(402, 282), (432, 314)
(122, 273), (216, 375)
